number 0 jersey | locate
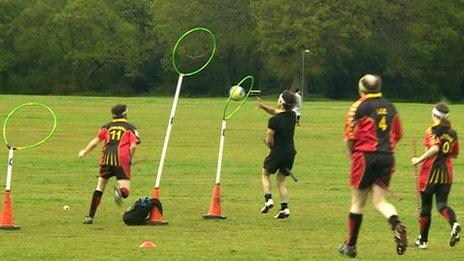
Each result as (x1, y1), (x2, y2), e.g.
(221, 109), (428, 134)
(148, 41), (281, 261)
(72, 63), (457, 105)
(418, 124), (459, 191)
(98, 119), (141, 167)
(344, 93), (402, 153)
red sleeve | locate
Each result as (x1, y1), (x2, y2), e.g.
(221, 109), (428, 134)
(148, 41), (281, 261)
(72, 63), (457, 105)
(127, 130), (139, 145)
(344, 100), (362, 140)
(391, 115), (403, 143)
(451, 139), (459, 157)
(424, 128), (440, 148)
(98, 128), (108, 141)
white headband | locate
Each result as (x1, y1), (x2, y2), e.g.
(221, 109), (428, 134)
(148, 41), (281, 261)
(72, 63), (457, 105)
(113, 109), (127, 117)
(278, 93), (285, 104)
(432, 107), (448, 119)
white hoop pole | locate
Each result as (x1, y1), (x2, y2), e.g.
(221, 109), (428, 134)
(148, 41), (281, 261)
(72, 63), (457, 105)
(5, 148), (14, 191)
(215, 120), (227, 184)
(154, 74), (184, 188)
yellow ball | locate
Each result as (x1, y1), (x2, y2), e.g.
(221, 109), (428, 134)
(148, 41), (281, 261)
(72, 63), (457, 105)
(229, 85), (246, 101)
(63, 205), (70, 210)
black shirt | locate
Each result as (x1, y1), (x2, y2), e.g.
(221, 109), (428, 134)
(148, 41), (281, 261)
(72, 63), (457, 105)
(268, 110), (296, 157)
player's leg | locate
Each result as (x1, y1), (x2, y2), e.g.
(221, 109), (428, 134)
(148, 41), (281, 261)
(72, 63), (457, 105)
(339, 188), (368, 258)
(436, 184), (461, 246)
(371, 153), (407, 255)
(415, 186), (433, 249)
(261, 155), (278, 214)
(84, 177), (109, 224)
(274, 172), (290, 219)
(273, 155), (295, 219)
(113, 166), (131, 205)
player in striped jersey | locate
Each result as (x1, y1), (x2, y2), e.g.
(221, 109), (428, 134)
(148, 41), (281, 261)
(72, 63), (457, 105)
(411, 102), (461, 249)
(79, 104), (140, 224)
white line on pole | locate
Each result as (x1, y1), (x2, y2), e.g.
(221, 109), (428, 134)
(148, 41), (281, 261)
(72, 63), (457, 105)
(154, 74), (184, 188)
(6, 148), (14, 191)
(215, 120), (227, 185)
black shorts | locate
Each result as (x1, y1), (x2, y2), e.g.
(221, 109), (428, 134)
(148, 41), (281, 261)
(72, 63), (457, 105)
(99, 165), (129, 180)
(263, 153), (295, 176)
(354, 152), (394, 190)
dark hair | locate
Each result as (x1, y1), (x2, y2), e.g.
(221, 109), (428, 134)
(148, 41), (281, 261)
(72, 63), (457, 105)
(111, 104), (127, 119)
(281, 90), (297, 111)
(435, 102), (451, 127)
(360, 75), (382, 93)
(294, 88), (301, 92)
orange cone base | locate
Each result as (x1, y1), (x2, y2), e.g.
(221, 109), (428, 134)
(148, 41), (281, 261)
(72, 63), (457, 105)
(146, 220), (169, 225)
(202, 214), (227, 220)
(140, 241), (156, 248)
(145, 187), (169, 225)
(0, 224), (20, 230)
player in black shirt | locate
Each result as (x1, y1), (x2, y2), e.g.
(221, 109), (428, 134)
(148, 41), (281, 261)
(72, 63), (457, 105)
(258, 91), (297, 219)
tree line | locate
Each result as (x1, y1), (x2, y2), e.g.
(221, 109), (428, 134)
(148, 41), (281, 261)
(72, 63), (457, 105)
(0, 0), (463, 101)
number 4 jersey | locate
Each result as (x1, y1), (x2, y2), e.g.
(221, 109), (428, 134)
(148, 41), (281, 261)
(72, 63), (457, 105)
(344, 93), (402, 153)
(98, 119), (141, 167)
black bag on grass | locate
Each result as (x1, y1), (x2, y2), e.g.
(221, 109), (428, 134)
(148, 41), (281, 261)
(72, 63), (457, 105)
(123, 198), (162, 225)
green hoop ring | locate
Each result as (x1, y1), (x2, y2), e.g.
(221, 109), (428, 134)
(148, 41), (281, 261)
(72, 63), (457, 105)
(223, 75), (254, 120)
(172, 27), (216, 76)
(3, 103), (57, 150)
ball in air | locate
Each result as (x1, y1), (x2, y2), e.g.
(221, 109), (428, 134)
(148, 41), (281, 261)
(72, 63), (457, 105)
(63, 205), (70, 210)
(229, 85), (246, 101)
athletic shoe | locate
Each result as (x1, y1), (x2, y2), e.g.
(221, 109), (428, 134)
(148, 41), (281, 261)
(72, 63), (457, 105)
(113, 185), (123, 206)
(393, 223), (408, 255)
(83, 216), (93, 224)
(450, 222), (461, 247)
(260, 199), (274, 214)
(338, 244), (357, 258)
(414, 235), (428, 249)
(274, 208), (290, 219)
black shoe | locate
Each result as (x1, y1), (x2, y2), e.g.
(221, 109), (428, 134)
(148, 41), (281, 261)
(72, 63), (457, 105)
(393, 223), (407, 255)
(273, 208), (290, 219)
(450, 222), (461, 247)
(338, 244), (357, 258)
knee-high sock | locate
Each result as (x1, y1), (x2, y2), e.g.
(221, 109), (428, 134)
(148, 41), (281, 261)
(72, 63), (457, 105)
(346, 213), (363, 246)
(440, 207), (457, 227)
(420, 214), (431, 242)
(88, 190), (103, 217)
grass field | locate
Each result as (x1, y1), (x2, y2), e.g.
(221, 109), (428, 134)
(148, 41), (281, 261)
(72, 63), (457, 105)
(0, 94), (463, 260)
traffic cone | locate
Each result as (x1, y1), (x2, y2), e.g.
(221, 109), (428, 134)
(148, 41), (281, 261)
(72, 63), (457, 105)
(140, 241), (156, 248)
(202, 184), (227, 220)
(147, 187), (169, 225)
(0, 190), (20, 230)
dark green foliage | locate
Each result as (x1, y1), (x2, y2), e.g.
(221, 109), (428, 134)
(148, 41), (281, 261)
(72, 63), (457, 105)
(0, 0), (463, 101)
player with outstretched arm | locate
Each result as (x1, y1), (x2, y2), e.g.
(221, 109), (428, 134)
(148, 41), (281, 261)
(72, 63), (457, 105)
(257, 91), (297, 219)
(78, 104), (140, 224)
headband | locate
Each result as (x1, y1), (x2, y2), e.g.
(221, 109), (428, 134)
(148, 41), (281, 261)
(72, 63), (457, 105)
(432, 107), (449, 119)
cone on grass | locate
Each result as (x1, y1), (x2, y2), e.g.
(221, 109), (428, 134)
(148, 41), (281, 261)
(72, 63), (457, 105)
(203, 184), (227, 220)
(140, 241), (156, 248)
(147, 187), (169, 225)
(0, 190), (20, 230)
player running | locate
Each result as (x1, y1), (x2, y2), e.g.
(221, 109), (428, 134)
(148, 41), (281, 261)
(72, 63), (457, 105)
(339, 74), (407, 257)
(258, 91), (297, 219)
(411, 102), (461, 249)
(78, 104), (141, 224)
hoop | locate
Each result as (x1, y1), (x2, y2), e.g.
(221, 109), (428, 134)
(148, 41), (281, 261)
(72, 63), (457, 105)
(223, 75), (254, 120)
(3, 103), (57, 150)
(172, 27), (216, 76)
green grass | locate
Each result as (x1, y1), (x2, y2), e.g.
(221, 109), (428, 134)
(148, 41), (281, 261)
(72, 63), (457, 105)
(0, 94), (463, 260)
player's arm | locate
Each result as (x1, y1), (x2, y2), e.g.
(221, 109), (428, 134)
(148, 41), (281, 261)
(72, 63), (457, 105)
(451, 139), (459, 158)
(265, 128), (275, 149)
(258, 101), (283, 115)
(411, 145), (439, 165)
(345, 139), (354, 157)
(78, 136), (102, 159)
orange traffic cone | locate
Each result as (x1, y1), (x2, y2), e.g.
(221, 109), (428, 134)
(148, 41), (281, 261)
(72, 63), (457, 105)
(203, 184), (227, 219)
(140, 241), (156, 248)
(147, 187), (169, 225)
(0, 190), (20, 230)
